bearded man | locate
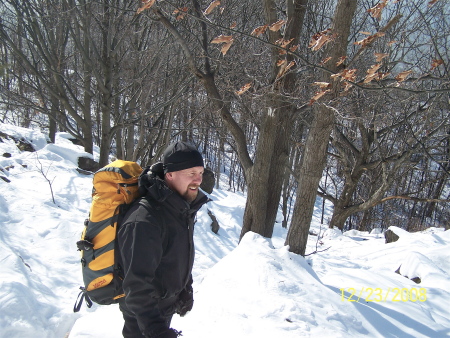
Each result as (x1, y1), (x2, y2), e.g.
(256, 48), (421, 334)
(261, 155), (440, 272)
(118, 141), (209, 338)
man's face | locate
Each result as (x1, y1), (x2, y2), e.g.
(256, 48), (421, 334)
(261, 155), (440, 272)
(165, 166), (204, 202)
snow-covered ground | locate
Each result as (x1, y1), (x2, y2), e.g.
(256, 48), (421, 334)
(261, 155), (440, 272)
(1, 122), (449, 338)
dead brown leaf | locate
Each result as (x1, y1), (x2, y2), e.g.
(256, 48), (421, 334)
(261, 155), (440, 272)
(309, 89), (331, 105)
(176, 13), (186, 20)
(269, 19), (286, 32)
(210, 35), (234, 55)
(375, 52), (389, 62)
(230, 22), (237, 29)
(342, 69), (357, 82)
(211, 35), (233, 43)
(320, 57), (332, 65)
(251, 25), (268, 36)
(220, 39), (234, 55)
(354, 32), (385, 47)
(336, 56), (347, 66)
(377, 72), (390, 80)
(367, 63), (382, 75)
(364, 63), (383, 83)
(309, 29), (334, 52)
(173, 7), (188, 20)
(364, 73), (378, 84)
(367, 0), (388, 20)
(137, 0), (156, 15)
(275, 38), (295, 48)
(285, 61), (296, 71)
(363, 72), (390, 84)
(276, 61), (296, 79)
(236, 83), (252, 95)
(395, 70), (413, 82)
(343, 81), (353, 92)
(431, 59), (444, 70)
(332, 68), (357, 82)
(313, 82), (331, 89)
(311, 34), (330, 51)
(204, 0), (221, 15)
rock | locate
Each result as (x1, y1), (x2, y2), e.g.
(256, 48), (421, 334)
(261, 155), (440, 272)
(77, 156), (99, 173)
(0, 132), (35, 152)
(68, 138), (83, 146)
(76, 168), (94, 175)
(395, 265), (421, 284)
(0, 176), (11, 183)
(384, 229), (399, 243)
(0, 131), (8, 142)
(410, 277), (421, 284)
(200, 167), (215, 194)
(207, 209), (220, 234)
(17, 138), (35, 152)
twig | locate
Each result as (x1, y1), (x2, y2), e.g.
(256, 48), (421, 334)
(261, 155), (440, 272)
(34, 154), (56, 204)
(304, 246), (331, 256)
(304, 223), (331, 256)
(18, 255), (32, 272)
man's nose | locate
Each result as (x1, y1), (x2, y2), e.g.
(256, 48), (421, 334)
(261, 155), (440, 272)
(193, 174), (202, 184)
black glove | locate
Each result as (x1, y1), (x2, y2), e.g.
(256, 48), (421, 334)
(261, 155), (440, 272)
(152, 328), (182, 338)
(176, 288), (193, 317)
(150, 162), (164, 179)
(138, 163), (164, 196)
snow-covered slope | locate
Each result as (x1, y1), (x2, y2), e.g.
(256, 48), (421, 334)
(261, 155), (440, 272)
(1, 123), (449, 338)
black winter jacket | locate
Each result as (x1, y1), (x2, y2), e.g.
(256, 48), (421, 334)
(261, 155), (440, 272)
(117, 167), (209, 337)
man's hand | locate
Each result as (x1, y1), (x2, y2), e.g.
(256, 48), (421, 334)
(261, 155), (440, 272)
(176, 288), (193, 317)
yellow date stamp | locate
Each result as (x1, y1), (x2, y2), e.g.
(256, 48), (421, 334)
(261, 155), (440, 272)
(340, 287), (427, 302)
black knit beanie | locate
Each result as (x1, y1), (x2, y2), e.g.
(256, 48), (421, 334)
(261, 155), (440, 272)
(163, 141), (204, 173)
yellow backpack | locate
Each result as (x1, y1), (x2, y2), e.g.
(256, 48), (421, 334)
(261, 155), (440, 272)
(74, 160), (143, 312)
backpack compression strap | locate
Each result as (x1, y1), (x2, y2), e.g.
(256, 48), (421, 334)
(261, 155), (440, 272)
(73, 287), (93, 313)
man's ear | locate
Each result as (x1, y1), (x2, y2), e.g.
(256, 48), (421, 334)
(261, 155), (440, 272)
(165, 172), (174, 181)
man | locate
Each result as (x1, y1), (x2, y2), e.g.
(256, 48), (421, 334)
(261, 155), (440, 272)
(118, 141), (209, 338)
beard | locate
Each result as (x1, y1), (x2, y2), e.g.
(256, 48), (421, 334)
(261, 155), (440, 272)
(182, 185), (199, 203)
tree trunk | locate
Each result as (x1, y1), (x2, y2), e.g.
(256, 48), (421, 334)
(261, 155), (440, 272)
(329, 204), (354, 231)
(241, 98), (290, 238)
(155, 0), (308, 240)
(98, 1), (113, 167)
(286, 0), (358, 256)
(48, 93), (59, 143)
(239, 0), (309, 240)
(116, 129), (124, 159)
(286, 105), (336, 255)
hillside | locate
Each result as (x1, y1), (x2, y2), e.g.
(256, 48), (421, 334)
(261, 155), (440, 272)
(0, 123), (449, 338)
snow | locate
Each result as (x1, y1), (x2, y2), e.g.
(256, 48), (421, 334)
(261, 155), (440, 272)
(0, 122), (449, 338)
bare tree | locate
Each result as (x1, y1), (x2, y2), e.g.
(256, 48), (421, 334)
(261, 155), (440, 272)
(140, 0), (310, 240)
(0, 0), (195, 166)
(324, 98), (450, 231)
(286, 0), (358, 256)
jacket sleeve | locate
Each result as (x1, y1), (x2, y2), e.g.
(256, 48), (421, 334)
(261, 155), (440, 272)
(118, 215), (167, 337)
(185, 274), (193, 293)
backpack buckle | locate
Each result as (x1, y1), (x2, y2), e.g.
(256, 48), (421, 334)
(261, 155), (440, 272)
(77, 240), (94, 251)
